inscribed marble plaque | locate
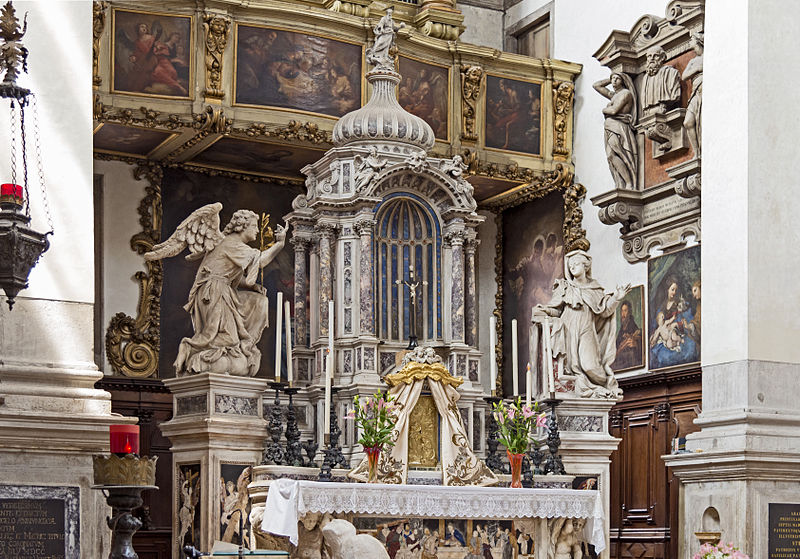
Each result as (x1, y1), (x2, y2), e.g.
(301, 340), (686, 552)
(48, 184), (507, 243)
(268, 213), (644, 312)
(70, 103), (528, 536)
(769, 503), (800, 558)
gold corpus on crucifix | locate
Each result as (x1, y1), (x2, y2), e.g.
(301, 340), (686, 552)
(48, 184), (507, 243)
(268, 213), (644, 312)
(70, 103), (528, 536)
(395, 265), (427, 350)
(258, 212), (274, 286)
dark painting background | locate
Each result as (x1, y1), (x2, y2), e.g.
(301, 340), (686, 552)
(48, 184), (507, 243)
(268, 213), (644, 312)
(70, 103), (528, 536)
(485, 75), (541, 154)
(159, 168), (300, 379)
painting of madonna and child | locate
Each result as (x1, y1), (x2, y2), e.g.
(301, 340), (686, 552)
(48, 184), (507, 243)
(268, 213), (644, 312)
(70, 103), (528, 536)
(235, 25), (362, 118)
(647, 245), (701, 372)
(356, 517), (535, 559)
(113, 9), (192, 98)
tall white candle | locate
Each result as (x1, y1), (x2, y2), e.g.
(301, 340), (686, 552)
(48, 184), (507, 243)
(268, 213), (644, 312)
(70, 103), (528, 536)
(525, 362), (532, 407)
(274, 291), (283, 383)
(489, 315), (497, 392)
(284, 300), (293, 386)
(544, 317), (555, 395)
(324, 300), (334, 435)
(511, 319), (519, 397)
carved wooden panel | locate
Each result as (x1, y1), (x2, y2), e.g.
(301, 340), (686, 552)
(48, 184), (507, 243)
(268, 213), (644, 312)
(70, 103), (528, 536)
(609, 369), (701, 559)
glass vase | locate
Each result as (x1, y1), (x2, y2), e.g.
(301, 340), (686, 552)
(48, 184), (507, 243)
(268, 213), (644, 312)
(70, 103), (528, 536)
(365, 445), (382, 483)
(507, 450), (524, 488)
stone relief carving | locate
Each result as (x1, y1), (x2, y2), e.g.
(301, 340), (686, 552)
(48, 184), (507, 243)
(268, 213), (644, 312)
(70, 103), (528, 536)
(553, 81), (574, 157)
(353, 146), (387, 193)
(683, 31), (703, 159)
(460, 65), (483, 141)
(641, 46), (681, 116)
(143, 203), (288, 376)
(202, 14), (230, 100)
(593, 73), (638, 190)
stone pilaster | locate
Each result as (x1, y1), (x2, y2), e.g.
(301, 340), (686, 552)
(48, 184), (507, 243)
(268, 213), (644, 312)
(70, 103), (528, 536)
(446, 230), (466, 343)
(315, 224), (336, 339)
(464, 237), (479, 348)
(354, 218), (376, 337)
(290, 236), (310, 347)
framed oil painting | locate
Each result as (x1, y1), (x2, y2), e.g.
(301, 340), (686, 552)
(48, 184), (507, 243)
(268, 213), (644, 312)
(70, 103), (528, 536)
(219, 464), (252, 546)
(177, 463), (201, 552)
(190, 137), (325, 179)
(234, 25), (362, 118)
(611, 285), (645, 373)
(112, 9), (193, 99)
(159, 168), (300, 379)
(485, 74), (542, 155)
(398, 56), (449, 141)
(93, 123), (176, 157)
(501, 191), (565, 397)
(647, 245), (701, 371)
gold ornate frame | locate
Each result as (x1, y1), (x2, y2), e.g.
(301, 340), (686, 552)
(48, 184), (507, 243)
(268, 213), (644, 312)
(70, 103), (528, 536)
(482, 72), (545, 158)
(480, 166), (589, 394)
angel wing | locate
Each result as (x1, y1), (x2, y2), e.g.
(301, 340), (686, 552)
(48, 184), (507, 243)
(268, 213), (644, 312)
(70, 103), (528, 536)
(144, 203), (224, 262)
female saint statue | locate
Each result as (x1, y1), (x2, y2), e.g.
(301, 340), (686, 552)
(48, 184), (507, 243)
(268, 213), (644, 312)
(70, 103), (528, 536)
(366, 7), (404, 71)
(593, 72), (638, 190)
(533, 250), (629, 399)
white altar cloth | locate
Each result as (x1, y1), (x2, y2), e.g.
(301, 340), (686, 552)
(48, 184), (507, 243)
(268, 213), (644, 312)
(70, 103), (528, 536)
(261, 478), (606, 552)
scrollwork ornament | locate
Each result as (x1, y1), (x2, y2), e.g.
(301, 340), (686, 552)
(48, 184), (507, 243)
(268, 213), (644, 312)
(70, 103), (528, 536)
(105, 162), (162, 378)
(202, 14), (230, 99)
(460, 65), (483, 141)
(552, 82), (574, 157)
(92, 2), (108, 88)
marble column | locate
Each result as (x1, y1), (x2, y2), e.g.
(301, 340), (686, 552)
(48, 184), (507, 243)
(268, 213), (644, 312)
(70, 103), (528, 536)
(464, 237), (479, 347)
(291, 236), (309, 347)
(447, 231), (466, 343)
(316, 224), (335, 338)
(355, 218), (376, 337)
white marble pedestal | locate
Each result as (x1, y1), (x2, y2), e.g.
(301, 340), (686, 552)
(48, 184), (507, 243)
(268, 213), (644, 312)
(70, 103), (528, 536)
(161, 373), (269, 557)
(552, 396), (621, 558)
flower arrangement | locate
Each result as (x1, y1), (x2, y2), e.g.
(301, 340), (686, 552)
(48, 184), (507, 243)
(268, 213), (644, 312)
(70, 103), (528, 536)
(693, 542), (750, 559)
(491, 398), (547, 454)
(345, 391), (398, 449)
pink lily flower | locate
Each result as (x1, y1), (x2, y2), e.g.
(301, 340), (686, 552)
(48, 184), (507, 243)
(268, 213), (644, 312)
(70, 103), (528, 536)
(521, 406), (535, 419)
(506, 408), (516, 421)
(536, 413), (547, 428)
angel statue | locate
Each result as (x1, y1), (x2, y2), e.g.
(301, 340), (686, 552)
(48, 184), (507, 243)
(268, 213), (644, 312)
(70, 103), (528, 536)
(366, 7), (404, 72)
(533, 250), (629, 399)
(144, 203), (288, 377)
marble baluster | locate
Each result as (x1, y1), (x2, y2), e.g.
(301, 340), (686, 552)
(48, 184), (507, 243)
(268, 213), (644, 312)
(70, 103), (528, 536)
(317, 224), (335, 339)
(355, 218), (376, 336)
(464, 237), (479, 347)
(448, 231), (465, 342)
(291, 237), (309, 347)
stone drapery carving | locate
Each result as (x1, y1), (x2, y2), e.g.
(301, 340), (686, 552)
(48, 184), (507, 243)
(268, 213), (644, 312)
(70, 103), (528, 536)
(593, 73), (638, 190)
(641, 46), (681, 116)
(533, 250), (627, 399)
(553, 82), (574, 157)
(549, 517), (587, 559)
(365, 8), (404, 73)
(92, 2), (108, 88)
(459, 65), (483, 141)
(143, 203), (288, 376)
(683, 31), (703, 159)
(202, 14), (230, 100)
(322, 519), (389, 559)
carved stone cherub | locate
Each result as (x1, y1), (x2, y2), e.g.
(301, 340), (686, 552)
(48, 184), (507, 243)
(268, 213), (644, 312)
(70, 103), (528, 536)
(144, 203), (288, 377)
(353, 146), (387, 193)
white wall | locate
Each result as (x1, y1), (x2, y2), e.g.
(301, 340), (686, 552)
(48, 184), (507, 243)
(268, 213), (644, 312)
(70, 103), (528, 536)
(459, 4), (504, 51)
(0, 1), (95, 368)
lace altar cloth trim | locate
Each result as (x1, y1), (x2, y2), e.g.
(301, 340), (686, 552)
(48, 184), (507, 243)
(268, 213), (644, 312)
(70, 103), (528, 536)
(294, 480), (603, 520)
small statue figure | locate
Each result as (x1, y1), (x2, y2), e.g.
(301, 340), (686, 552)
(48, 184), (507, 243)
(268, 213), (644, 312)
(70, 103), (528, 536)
(549, 517), (586, 559)
(440, 155), (467, 178)
(682, 31), (703, 158)
(0, 1), (29, 91)
(640, 45), (681, 115)
(144, 203), (288, 377)
(353, 146), (387, 193)
(366, 7), (404, 72)
(533, 250), (629, 399)
(593, 73), (637, 190)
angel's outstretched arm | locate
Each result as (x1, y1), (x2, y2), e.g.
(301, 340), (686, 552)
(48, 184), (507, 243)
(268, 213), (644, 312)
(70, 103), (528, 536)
(259, 223), (289, 268)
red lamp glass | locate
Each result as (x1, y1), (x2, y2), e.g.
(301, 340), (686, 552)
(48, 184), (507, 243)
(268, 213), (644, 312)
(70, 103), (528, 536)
(110, 425), (140, 455)
(0, 183), (23, 206)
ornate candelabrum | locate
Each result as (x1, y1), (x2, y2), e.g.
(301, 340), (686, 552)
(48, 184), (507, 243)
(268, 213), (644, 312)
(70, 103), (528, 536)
(0, 1), (51, 310)
(92, 454), (158, 559)
(283, 386), (303, 467)
(262, 382), (286, 465)
(318, 386), (347, 480)
(542, 398), (566, 475)
(483, 394), (505, 473)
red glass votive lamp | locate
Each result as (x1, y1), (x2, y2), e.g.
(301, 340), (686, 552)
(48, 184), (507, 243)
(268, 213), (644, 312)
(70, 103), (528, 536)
(110, 424), (140, 455)
(0, 183), (23, 207)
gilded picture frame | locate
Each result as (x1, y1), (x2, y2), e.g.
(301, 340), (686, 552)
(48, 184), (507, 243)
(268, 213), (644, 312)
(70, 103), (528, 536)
(610, 284), (645, 373)
(483, 73), (543, 156)
(398, 54), (451, 142)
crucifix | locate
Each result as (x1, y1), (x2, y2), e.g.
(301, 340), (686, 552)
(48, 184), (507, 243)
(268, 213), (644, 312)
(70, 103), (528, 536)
(395, 265), (427, 349)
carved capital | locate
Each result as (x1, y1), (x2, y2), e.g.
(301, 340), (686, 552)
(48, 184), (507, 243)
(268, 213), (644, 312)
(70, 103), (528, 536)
(353, 218), (376, 237)
(289, 236), (311, 253)
(552, 81), (574, 157)
(464, 237), (480, 253)
(193, 105), (232, 134)
(460, 65), (483, 141)
(202, 14), (231, 100)
(443, 229), (466, 247)
(675, 172), (701, 198)
(597, 199), (643, 234)
(314, 223), (337, 241)
(92, 2), (108, 88)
